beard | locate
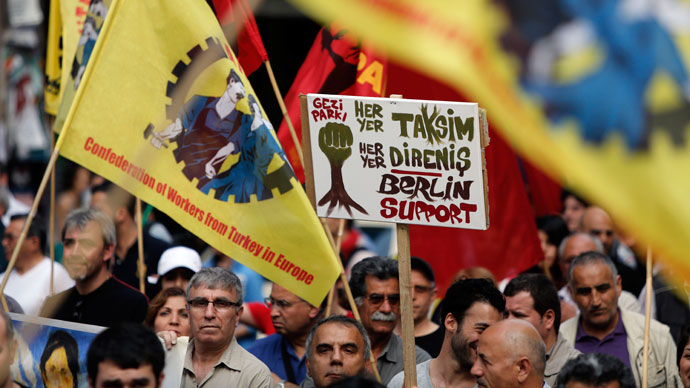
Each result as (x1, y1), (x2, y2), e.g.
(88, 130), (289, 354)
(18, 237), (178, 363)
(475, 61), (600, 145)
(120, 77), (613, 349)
(450, 330), (474, 370)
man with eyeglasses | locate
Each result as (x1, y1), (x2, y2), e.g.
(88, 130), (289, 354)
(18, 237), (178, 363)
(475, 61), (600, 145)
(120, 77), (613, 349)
(0, 214), (73, 315)
(395, 257), (443, 358)
(349, 256), (431, 385)
(181, 267), (272, 387)
(581, 206), (645, 296)
(248, 283), (324, 387)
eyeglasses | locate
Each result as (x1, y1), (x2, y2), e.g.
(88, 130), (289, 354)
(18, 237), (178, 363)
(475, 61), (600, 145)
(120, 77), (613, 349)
(188, 298), (241, 311)
(264, 297), (307, 310)
(365, 293), (400, 306)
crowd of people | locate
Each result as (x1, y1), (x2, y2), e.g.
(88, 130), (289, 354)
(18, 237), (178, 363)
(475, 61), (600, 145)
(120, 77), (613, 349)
(0, 174), (688, 388)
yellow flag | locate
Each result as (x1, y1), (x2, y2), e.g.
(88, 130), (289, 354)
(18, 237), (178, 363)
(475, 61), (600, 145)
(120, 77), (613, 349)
(44, 0), (92, 116)
(289, 0), (690, 282)
(57, 0), (339, 305)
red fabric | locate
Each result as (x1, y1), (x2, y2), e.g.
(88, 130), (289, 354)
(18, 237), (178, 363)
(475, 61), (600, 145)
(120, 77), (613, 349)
(246, 302), (275, 335)
(385, 63), (543, 296)
(277, 26), (387, 182)
(211, 0), (268, 75)
(522, 159), (563, 217)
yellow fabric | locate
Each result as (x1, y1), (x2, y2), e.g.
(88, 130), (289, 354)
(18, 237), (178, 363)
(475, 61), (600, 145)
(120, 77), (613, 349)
(45, 0), (92, 116)
(56, 0), (339, 305)
(288, 0), (690, 284)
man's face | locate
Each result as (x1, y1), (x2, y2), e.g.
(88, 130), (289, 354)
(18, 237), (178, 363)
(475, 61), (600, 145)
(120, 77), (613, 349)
(559, 235), (599, 280)
(0, 319), (16, 386)
(506, 291), (548, 341)
(42, 346), (74, 388)
(357, 276), (400, 337)
(307, 322), (366, 388)
(563, 196), (585, 232)
(269, 284), (317, 338)
(582, 209), (615, 253)
(62, 221), (112, 281)
(188, 286), (242, 348)
(160, 268), (194, 291)
(2, 218), (32, 261)
(569, 262), (620, 331)
(471, 326), (514, 388)
(90, 192), (115, 220)
(411, 270), (436, 322)
(91, 360), (161, 388)
(224, 78), (246, 104)
(449, 302), (503, 370)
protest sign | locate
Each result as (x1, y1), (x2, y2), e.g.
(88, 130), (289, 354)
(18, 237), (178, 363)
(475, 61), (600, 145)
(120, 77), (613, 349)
(304, 94), (489, 229)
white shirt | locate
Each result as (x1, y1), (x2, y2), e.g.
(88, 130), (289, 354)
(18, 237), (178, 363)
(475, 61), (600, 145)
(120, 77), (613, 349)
(0, 257), (74, 315)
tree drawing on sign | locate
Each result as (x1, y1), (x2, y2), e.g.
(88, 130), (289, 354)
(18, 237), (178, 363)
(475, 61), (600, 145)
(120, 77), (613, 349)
(318, 122), (368, 216)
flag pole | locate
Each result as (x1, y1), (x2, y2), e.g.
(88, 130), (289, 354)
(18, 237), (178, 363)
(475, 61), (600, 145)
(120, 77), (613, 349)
(136, 198), (146, 293)
(325, 219), (345, 316)
(263, 60), (304, 168)
(49, 118), (56, 296)
(300, 95), (382, 382)
(642, 246), (653, 388)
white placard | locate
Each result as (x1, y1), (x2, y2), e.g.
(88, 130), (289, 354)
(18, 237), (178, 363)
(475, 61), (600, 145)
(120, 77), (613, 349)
(305, 94), (489, 230)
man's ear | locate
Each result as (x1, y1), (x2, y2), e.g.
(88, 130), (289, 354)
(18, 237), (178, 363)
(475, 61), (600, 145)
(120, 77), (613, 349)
(309, 305), (321, 320)
(235, 306), (244, 328)
(616, 275), (622, 296)
(444, 313), (457, 333)
(306, 358), (312, 377)
(515, 357), (531, 383)
(542, 309), (555, 332)
(156, 372), (165, 388)
(102, 243), (115, 263)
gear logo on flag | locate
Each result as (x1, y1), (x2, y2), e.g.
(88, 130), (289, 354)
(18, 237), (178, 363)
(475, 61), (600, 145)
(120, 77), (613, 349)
(143, 37), (293, 203)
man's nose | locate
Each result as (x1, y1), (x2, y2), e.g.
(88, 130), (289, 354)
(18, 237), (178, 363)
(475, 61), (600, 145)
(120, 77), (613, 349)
(204, 303), (216, 318)
(379, 299), (393, 313)
(174, 276), (185, 288)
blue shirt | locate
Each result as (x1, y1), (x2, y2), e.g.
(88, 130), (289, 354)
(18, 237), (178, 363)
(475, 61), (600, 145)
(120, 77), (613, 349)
(248, 334), (306, 384)
(575, 309), (631, 369)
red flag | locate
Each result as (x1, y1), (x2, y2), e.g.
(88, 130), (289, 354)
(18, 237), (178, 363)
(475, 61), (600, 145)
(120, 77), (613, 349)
(277, 26), (387, 182)
(385, 63), (542, 295)
(522, 159), (563, 217)
(211, 0), (268, 75)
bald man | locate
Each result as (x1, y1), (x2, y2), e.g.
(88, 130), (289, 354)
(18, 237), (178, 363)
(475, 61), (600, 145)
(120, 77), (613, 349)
(471, 319), (546, 388)
(581, 207), (645, 295)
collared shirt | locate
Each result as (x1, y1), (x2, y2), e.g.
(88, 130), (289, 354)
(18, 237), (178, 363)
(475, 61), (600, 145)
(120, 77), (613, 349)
(248, 334), (307, 384)
(574, 310), (631, 369)
(378, 334), (432, 384)
(544, 333), (581, 388)
(181, 337), (273, 388)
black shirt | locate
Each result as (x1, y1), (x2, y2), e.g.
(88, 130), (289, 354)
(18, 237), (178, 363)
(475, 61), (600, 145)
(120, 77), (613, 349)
(415, 325), (444, 358)
(113, 233), (170, 299)
(40, 277), (148, 327)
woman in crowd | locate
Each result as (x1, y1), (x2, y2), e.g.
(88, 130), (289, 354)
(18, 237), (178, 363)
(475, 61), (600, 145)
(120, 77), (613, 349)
(145, 287), (191, 337)
(677, 325), (690, 388)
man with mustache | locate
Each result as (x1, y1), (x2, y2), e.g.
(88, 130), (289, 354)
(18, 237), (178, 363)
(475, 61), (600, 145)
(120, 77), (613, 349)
(388, 279), (505, 388)
(349, 257), (431, 385)
(40, 208), (148, 326)
(560, 251), (680, 387)
(248, 283), (323, 387)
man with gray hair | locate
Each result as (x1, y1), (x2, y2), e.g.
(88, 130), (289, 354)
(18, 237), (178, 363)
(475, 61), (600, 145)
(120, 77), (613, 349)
(556, 353), (635, 388)
(560, 251), (680, 387)
(181, 267), (272, 388)
(349, 257), (430, 384)
(303, 316), (372, 388)
(471, 319), (547, 388)
(40, 207), (147, 326)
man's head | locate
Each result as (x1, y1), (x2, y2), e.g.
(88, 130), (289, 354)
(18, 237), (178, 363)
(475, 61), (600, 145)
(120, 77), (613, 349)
(61, 208), (116, 282)
(267, 283), (322, 339)
(556, 353), (635, 388)
(0, 310), (17, 387)
(561, 190), (587, 233)
(504, 274), (561, 343)
(154, 246), (201, 290)
(410, 257), (437, 323)
(568, 252), (621, 332)
(471, 319), (546, 388)
(186, 267), (243, 349)
(581, 207), (616, 253)
(90, 181), (136, 225)
(558, 233), (603, 282)
(442, 279), (506, 370)
(349, 257), (399, 338)
(306, 316), (371, 388)
(40, 330), (80, 388)
(87, 323), (165, 388)
(2, 214), (45, 263)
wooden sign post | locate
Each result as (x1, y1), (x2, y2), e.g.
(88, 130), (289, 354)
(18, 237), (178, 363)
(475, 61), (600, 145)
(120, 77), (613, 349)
(300, 93), (490, 387)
